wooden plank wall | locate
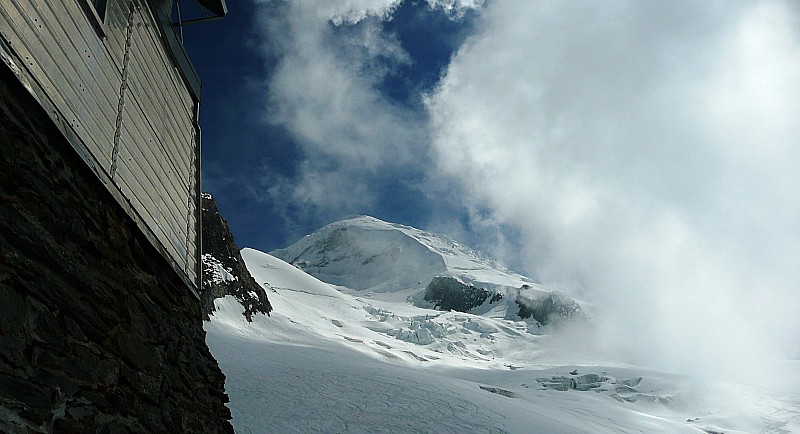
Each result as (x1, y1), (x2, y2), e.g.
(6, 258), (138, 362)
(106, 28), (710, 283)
(0, 0), (200, 287)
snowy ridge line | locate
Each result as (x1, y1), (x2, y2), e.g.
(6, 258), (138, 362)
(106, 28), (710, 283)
(349, 215), (521, 280)
(270, 215), (544, 299)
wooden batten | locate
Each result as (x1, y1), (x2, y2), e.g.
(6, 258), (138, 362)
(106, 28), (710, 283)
(0, 0), (204, 295)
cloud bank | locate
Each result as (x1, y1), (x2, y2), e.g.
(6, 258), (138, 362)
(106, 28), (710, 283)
(426, 0), (800, 384)
(253, 0), (799, 386)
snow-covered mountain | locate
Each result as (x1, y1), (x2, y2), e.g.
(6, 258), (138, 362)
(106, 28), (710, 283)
(271, 215), (581, 325)
(204, 217), (800, 433)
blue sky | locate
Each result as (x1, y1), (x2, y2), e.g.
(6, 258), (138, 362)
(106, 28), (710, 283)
(182, 0), (800, 383)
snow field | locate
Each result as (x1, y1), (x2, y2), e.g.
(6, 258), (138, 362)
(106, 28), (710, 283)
(205, 249), (800, 432)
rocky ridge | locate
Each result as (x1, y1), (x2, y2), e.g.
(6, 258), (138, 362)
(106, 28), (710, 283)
(201, 193), (272, 321)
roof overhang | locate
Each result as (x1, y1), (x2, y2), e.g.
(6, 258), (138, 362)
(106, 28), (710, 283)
(195, 0), (227, 18)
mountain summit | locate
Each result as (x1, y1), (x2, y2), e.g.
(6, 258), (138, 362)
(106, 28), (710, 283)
(271, 215), (581, 325)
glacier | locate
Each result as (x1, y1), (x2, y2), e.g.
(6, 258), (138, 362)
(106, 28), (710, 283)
(205, 216), (800, 433)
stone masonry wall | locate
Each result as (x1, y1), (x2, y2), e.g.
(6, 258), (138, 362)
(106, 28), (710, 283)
(0, 63), (233, 431)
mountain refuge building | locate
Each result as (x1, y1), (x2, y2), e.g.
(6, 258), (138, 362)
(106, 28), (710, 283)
(0, 0), (235, 431)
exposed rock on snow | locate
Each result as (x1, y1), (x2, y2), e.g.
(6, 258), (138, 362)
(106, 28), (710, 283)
(515, 292), (583, 325)
(201, 193), (271, 320)
(423, 276), (502, 312)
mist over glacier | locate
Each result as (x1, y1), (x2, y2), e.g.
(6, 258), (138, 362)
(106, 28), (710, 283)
(236, 0), (800, 391)
(425, 0), (800, 387)
(205, 217), (799, 432)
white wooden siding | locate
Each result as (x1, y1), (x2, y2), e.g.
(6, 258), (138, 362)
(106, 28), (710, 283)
(0, 0), (201, 289)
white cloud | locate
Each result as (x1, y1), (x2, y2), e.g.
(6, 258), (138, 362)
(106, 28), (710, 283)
(426, 0), (800, 386)
(254, 0), (426, 224)
(261, 160), (378, 221)
(250, 0), (485, 229)
(425, 0), (484, 19)
(308, 0), (402, 25)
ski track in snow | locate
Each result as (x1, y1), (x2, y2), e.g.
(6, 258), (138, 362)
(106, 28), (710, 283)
(205, 247), (800, 433)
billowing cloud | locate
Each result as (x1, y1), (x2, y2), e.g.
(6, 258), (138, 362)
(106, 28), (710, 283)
(251, 0), (485, 233)
(254, 0), (426, 225)
(307, 0), (402, 24)
(249, 0), (798, 386)
(426, 0), (800, 385)
(425, 0), (484, 18)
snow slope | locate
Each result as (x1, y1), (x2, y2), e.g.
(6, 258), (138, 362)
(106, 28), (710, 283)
(205, 248), (800, 433)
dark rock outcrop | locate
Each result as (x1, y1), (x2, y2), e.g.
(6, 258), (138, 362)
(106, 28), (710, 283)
(423, 276), (502, 312)
(201, 193), (272, 321)
(515, 292), (582, 325)
(0, 64), (233, 433)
